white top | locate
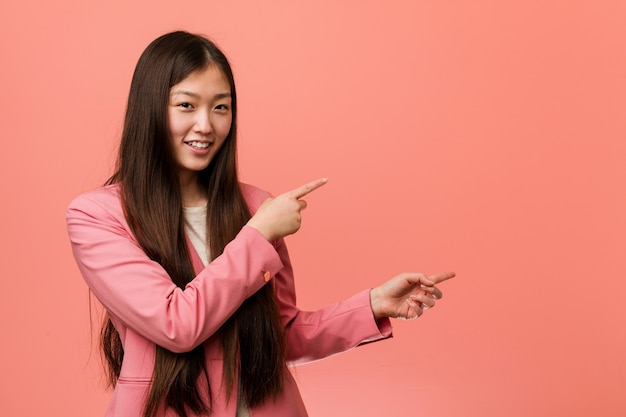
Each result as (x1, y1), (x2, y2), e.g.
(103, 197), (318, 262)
(183, 205), (209, 266)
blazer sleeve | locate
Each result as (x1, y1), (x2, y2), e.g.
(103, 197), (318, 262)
(66, 188), (284, 353)
(272, 238), (393, 365)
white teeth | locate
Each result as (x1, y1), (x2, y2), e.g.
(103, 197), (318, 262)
(187, 141), (210, 149)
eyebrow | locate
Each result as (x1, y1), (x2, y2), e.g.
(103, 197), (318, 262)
(170, 89), (231, 100)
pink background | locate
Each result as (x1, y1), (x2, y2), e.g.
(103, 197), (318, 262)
(1, 1), (625, 416)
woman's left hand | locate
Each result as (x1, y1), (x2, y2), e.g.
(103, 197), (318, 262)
(369, 272), (455, 320)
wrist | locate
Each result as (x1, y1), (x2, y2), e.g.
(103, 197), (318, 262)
(369, 287), (384, 320)
(245, 220), (274, 242)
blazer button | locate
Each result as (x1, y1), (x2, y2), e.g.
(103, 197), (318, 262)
(263, 270), (271, 282)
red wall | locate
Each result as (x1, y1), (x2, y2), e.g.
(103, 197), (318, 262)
(1, 1), (625, 416)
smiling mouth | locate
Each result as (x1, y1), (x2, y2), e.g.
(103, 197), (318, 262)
(185, 141), (210, 149)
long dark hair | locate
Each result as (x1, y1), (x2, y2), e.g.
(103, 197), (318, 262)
(103, 31), (286, 417)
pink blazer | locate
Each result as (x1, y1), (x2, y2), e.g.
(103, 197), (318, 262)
(67, 183), (392, 417)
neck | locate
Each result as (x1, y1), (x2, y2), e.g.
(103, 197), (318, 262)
(178, 171), (207, 207)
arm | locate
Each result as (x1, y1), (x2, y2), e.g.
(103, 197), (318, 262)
(271, 237), (393, 365)
(66, 189), (283, 353)
(276, 262), (455, 364)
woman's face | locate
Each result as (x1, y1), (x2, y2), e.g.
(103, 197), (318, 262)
(167, 65), (232, 181)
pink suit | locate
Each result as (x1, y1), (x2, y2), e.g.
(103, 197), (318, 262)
(67, 183), (392, 417)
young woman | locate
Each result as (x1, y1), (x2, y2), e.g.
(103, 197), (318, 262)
(67, 31), (454, 417)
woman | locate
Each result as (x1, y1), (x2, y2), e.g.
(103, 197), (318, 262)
(67, 31), (454, 417)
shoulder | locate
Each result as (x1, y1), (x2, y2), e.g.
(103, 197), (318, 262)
(239, 182), (272, 213)
(66, 184), (124, 222)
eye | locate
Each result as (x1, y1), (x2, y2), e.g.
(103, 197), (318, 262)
(177, 102), (194, 109)
(215, 104), (230, 111)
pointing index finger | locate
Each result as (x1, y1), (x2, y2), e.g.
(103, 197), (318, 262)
(427, 272), (456, 285)
(285, 178), (328, 199)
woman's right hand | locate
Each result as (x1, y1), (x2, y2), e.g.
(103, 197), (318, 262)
(246, 178), (328, 241)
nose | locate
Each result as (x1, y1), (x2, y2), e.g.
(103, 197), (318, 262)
(193, 109), (213, 134)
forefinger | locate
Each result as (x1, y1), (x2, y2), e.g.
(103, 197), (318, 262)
(283, 178), (329, 199)
(427, 271), (456, 285)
